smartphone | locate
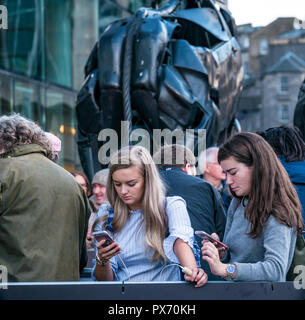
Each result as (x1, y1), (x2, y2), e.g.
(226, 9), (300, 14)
(195, 231), (229, 250)
(92, 230), (114, 247)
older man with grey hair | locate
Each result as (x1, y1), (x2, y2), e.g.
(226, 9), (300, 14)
(0, 114), (90, 282)
(198, 147), (226, 191)
(199, 147), (232, 211)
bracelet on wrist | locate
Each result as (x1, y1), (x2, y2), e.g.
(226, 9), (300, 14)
(96, 253), (110, 266)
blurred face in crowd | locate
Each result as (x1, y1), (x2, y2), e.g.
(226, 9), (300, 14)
(220, 156), (253, 197)
(75, 174), (89, 195)
(112, 165), (145, 211)
(92, 183), (107, 205)
(205, 150), (226, 181)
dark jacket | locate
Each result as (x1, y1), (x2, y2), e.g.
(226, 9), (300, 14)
(0, 144), (90, 282)
(280, 158), (305, 224)
(159, 166), (226, 280)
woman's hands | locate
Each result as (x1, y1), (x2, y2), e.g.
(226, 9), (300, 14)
(201, 240), (226, 277)
(96, 239), (121, 263)
(183, 267), (208, 288)
(94, 239), (120, 281)
(173, 238), (208, 287)
(208, 233), (227, 259)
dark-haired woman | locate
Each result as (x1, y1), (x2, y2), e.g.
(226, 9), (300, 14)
(201, 132), (304, 281)
(71, 171), (91, 197)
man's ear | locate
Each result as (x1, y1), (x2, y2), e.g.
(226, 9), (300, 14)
(205, 163), (211, 173)
(184, 163), (196, 176)
(182, 164), (189, 174)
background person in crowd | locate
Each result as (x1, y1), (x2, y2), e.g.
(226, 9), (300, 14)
(201, 132), (304, 281)
(198, 147), (232, 211)
(86, 169), (110, 248)
(45, 131), (61, 162)
(198, 147), (226, 190)
(71, 171), (93, 249)
(90, 169), (109, 212)
(257, 126), (305, 229)
(93, 146), (207, 287)
(71, 170), (96, 267)
(71, 171), (91, 197)
(153, 144), (226, 281)
(0, 114), (90, 282)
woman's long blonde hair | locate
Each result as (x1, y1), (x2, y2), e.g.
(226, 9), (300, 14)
(106, 146), (168, 263)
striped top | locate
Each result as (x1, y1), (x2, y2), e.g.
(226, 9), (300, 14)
(91, 196), (194, 282)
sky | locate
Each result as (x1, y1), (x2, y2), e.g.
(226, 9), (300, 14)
(228, 0), (305, 27)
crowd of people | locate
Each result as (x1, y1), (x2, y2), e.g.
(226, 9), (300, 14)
(0, 113), (304, 285)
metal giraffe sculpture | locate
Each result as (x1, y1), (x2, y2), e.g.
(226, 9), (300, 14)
(75, 0), (244, 181)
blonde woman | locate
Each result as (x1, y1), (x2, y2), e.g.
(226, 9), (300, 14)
(92, 146), (207, 287)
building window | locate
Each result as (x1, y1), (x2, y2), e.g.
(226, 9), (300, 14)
(280, 76), (289, 93)
(0, 74), (13, 114)
(241, 36), (250, 49)
(0, 0), (43, 78)
(0, 0), (73, 88)
(0, 69), (80, 171)
(279, 105), (289, 122)
(259, 38), (268, 55)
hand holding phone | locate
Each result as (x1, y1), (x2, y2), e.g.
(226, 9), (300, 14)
(92, 230), (114, 248)
(195, 231), (229, 250)
(93, 230), (121, 263)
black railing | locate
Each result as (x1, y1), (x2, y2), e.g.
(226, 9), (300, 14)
(1, 280), (304, 300)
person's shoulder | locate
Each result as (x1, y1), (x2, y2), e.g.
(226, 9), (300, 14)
(265, 214), (296, 235)
(96, 202), (112, 219)
(192, 177), (218, 197)
(175, 171), (213, 189)
(192, 176), (215, 188)
(165, 196), (187, 208)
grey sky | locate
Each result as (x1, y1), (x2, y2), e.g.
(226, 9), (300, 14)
(228, 0), (305, 27)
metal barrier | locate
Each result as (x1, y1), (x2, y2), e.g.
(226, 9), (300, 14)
(0, 280), (304, 300)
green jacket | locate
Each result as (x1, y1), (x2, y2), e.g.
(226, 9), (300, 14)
(0, 144), (90, 282)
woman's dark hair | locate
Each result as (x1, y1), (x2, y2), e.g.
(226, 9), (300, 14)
(218, 132), (304, 238)
(71, 170), (91, 197)
(257, 126), (305, 162)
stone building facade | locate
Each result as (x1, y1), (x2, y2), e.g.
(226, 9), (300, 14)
(236, 19), (305, 132)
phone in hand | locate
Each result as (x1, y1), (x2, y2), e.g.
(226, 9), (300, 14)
(92, 230), (114, 248)
(195, 231), (229, 250)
